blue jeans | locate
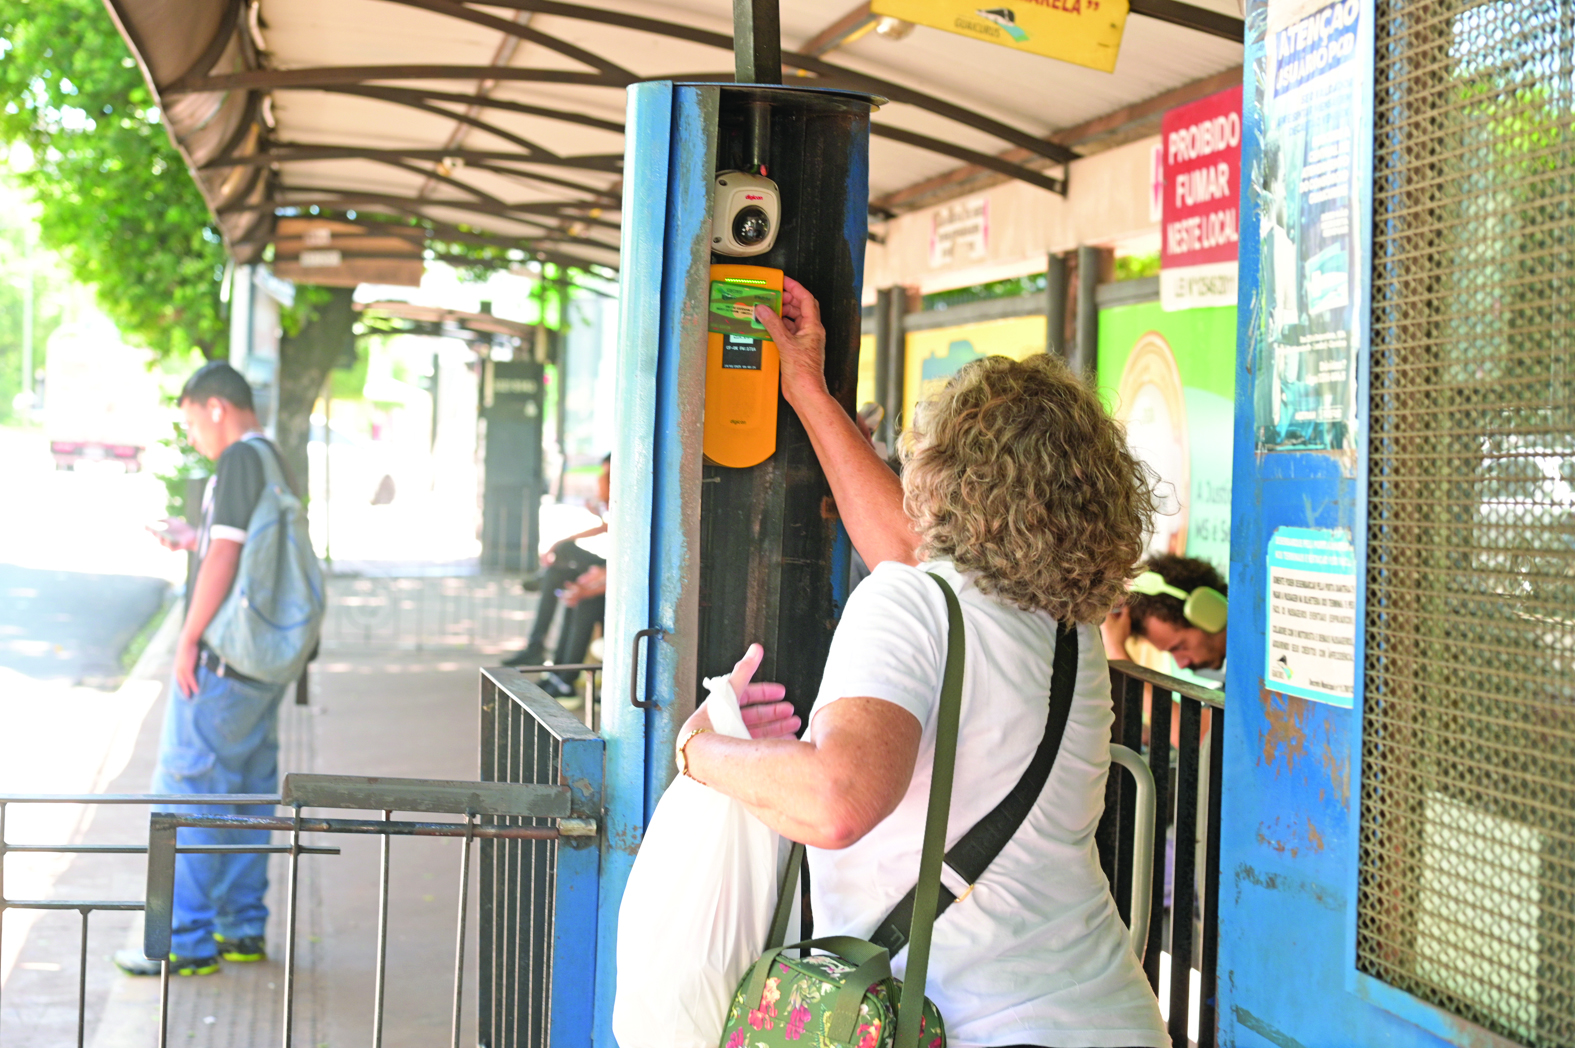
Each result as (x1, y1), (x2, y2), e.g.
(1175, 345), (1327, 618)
(151, 664), (287, 958)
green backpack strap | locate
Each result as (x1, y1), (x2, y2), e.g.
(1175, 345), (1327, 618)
(750, 573), (965, 1048)
(766, 840), (805, 951)
(894, 572), (966, 1048)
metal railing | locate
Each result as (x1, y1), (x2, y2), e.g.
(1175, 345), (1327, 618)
(138, 773), (592, 1048)
(1099, 660), (1226, 1048)
(504, 663), (603, 731)
(320, 575), (536, 651)
(477, 668), (604, 1048)
(1, 770), (594, 1048)
(0, 793), (332, 1048)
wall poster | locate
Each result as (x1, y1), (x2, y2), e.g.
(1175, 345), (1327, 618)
(1264, 526), (1357, 706)
(1097, 300), (1236, 574)
(1253, 0), (1366, 454)
(902, 315), (1046, 426)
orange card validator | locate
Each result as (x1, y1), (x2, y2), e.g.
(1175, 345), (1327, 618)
(703, 264), (783, 468)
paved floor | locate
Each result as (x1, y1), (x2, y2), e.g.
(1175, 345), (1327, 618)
(0, 563), (169, 685)
(0, 611), (554, 1048)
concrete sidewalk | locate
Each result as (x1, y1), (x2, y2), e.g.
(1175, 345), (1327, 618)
(1, 604), (542, 1048)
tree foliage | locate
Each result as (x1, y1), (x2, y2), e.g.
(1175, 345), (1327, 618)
(0, 0), (228, 360)
(0, 171), (68, 420)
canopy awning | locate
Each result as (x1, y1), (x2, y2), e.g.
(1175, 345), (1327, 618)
(105, 0), (1243, 275)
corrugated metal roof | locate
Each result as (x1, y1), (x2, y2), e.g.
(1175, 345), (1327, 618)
(105, 0), (1242, 272)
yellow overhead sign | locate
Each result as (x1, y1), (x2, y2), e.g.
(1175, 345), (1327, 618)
(871, 0), (1130, 72)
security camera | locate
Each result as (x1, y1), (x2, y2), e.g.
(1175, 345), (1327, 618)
(711, 170), (780, 257)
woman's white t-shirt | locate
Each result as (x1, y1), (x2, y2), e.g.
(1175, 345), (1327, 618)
(805, 560), (1167, 1048)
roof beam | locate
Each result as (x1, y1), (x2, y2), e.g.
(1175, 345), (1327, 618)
(171, 63), (1080, 169)
(364, 155), (510, 206)
(221, 189), (620, 230)
(464, 0), (1081, 165)
(330, 85), (563, 157)
(872, 66), (1243, 213)
(200, 145), (622, 175)
(164, 66), (628, 94)
(376, 0), (634, 79)
(173, 0), (242, 87)
(332, 85), (624, 135)
(236, 215), (613, 256)
(320, 245), (615, 275)
(165, 0), (1079, 168)
(464, 161), (621, 205)
(1128, 0), (1244, 42)
(870, 125), (1064, 195)
(207, 145), (620, 211)
(799, 2), (877, 57)
(420, 225), (614, 251)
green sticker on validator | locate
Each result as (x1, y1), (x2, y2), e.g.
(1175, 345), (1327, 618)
(708, 278), (781, 339)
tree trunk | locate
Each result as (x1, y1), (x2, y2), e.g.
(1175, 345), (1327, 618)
(276, 286), (356, 498)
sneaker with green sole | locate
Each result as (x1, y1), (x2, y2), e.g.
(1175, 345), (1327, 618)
(214, 934), (267, 962)
(112, 948), (220, 976)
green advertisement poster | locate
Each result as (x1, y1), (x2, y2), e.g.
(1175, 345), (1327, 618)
(1097, 300), (1237, 575)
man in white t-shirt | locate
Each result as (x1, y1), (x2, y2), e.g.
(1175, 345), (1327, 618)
(505, 454), (611, 686)
(671, 279), (1167, 1048)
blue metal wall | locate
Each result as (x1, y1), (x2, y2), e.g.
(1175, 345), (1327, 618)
(596, 81), (716, 1046)
(1218, 1), (1507, 1044)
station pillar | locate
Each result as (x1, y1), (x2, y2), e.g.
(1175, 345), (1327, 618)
(595, 79), (875, 1039)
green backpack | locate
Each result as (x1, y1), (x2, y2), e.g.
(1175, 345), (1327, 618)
(717, 573), (966, 1048)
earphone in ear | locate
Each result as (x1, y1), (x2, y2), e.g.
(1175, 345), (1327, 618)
(211, 407), (223, 423)
(1129, 571), (1228, 633)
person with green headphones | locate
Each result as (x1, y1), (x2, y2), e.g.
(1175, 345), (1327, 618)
(1102, 553), (1228, 680)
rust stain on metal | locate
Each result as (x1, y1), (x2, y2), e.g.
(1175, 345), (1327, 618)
(1319, 723), (1350, 809)
(1258, 683), (1310, 772)
(1255, 814), (1324, 858)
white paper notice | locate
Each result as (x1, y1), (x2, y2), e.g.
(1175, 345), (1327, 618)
(1265, 527), (1357, 707)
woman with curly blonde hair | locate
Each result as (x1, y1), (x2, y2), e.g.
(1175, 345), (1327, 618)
(676, 278), (1166, 1048)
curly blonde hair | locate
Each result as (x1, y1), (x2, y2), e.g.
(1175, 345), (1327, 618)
(901, 354), (1155, 623)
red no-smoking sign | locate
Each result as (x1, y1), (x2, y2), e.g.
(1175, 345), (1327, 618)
(1161, 84), (1243, 311)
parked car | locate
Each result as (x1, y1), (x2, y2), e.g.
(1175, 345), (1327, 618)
(42, 322), (161, 473)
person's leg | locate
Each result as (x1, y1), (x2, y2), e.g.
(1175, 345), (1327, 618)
(550, 594), (605, 688)
(213, 680), (285, 952)
(515, 542), (601, 660)
(149, 666), (285, 962)
(144, 673), (225, 967)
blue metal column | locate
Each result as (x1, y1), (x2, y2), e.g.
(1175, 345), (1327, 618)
(593, 80), (873, 1046)
(595, 81), (715, 1046)
(1217, 0), (1477, 1043)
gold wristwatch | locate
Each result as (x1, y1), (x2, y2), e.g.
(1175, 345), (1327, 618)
(675, 727), (712, 782)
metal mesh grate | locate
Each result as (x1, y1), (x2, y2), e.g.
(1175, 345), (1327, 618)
(1360, 1), (1575, 1044)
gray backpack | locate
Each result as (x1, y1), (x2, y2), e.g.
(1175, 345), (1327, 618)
(202, 436), (325, 684)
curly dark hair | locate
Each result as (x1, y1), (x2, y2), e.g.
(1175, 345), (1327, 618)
(1127, 554), (1228, 635)
(900, 354), (1156, 623)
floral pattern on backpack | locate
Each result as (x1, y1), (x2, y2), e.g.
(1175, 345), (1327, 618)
(720, 952), (945, 1048)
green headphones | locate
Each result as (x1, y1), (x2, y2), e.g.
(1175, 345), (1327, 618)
(1130, 571), (1229, 633)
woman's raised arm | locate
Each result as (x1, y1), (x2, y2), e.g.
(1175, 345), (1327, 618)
(754, 277), (920, 568)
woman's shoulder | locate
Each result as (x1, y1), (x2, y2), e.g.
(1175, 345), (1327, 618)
(836, 560), (953, 648)
(861, 560), (957, 613)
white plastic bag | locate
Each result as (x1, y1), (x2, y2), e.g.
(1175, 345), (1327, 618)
(613, 674), (784, 1048)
